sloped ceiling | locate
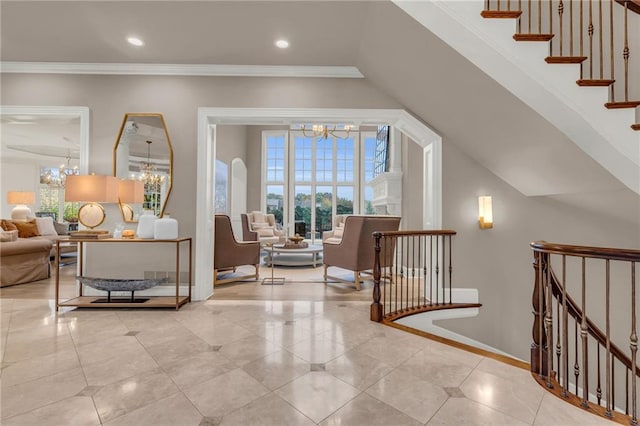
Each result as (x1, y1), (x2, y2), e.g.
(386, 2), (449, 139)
(355, 1), (625, 197)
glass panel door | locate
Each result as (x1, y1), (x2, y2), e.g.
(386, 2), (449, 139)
(294, 185), (311, 239)
(315, 186), (333, 241)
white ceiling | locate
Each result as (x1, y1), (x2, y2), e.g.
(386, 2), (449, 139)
(0, 1), (369, 66)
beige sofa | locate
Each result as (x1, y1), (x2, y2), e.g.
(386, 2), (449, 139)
(0, 218), (76, 287)
(1, 237), (52, 287)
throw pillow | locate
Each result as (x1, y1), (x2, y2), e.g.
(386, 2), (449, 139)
(13, 219), (41, 238)
(252, 211), (265, 223)
(333, 226), (344, 239)
(252, 223), (271, 229)
(35, 216), (58, 236)
(0, 219), (17, 232)
(257, 227), (275, 237)
(0, 230), (18, 242)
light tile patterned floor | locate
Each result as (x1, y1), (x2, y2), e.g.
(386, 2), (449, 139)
(0, 269), (614, 425)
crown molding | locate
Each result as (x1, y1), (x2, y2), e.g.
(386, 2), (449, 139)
(0, 62), (364, 78)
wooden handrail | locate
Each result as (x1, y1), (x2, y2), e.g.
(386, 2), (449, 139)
(530, 241), (640, 424)
(531, 240), (640, 262)
(545, 264), (640, 376)
(372, 229), (457, 238)
(616, 0), (640, 15)
(370, 230), (473, 323)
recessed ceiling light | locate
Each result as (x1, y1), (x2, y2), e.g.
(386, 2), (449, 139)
(275, 39), (289, 49)
(127, 37), (144, 47)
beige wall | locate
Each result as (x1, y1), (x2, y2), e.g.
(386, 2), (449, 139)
(401, 135), (423, 230)
(215, 125), (247, 165)
(1, 73), (401, 239)
(438, 140), (640, 360)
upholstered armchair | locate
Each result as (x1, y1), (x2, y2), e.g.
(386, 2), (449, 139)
(214, 214), (260, 286)
(323, 215), (401, 290)
(240, 211), (284, 245)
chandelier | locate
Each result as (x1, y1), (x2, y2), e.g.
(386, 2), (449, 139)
(40, 155), (79, 188)
(138, 140), (165, 186)
(300, 124), (355, 139)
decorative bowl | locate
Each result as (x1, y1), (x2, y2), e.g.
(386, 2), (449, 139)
(77, 276), (168, 292)
(288, 234), (304, 244)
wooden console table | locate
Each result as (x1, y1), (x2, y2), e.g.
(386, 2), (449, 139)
(55, 237), (192, 311)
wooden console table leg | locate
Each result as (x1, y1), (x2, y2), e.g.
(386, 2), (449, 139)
(175, 240), (180, 310)
(55, 240), (60, 311)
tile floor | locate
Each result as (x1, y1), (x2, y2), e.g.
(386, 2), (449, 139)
(0, 266), (614, 425)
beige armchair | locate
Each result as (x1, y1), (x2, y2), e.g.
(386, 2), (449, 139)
(323, 215), (401, 290)
(240, 211), (284, 245)
(322, 214), (348, 243)
(214, 214), (260, 286)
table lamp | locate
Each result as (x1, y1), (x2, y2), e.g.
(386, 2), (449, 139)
(65, 175), (119, 231)
(117, 179), (144, 221)
(7, 191), (35, 221)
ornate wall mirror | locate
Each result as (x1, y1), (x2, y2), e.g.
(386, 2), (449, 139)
(113, 113), (173, 221)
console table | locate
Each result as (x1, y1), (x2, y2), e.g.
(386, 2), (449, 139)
(54, 237), (192, 311)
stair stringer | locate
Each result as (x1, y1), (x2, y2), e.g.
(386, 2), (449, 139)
(393, 0), (640, 195)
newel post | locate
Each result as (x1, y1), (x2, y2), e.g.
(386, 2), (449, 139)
(370, 232), (383, 322)
(531, 249), (549, 376)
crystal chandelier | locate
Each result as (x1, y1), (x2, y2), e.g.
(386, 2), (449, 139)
(138, 140), (165, 186)
(40, 155), (79, 188)
(300, 124), (355, 139)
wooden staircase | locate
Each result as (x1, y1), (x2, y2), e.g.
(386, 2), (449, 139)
(482, 0), (640, 131)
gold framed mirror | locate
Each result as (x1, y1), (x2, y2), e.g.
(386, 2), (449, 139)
(113, 113), (173, 221)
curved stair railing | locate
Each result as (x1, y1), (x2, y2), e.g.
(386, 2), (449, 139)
(531, 241), (640, 424)
(482, 0), (640, 131)
(370, 230), (481, 323)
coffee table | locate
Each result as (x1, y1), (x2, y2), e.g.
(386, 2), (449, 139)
(263, 244), (323, 268)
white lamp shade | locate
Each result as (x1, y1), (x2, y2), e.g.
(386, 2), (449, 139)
(7, 191), (35, 205)
(7, 191), (35, 221)
(478, 196), (493, 229)
(65, 175), (119, 203)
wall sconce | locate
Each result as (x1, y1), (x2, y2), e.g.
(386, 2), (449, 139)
(65, 175), (119, 231)
(478, 196), (493, 229)
(7, 191), (35, 221)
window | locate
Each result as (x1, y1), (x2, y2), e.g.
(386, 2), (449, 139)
(262, 127), (389, 242)
(38, 166), (80, 222)
(264, 133), (286, 225)
(214, 160), (228, 214)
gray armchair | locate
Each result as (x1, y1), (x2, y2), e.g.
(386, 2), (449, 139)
(323, 215), (401, 290)
(214, 214), (260, 286)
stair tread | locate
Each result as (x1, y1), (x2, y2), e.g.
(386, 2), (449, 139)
(545, 56), (588, 64)
(577, 79), (615, 87)
(514, 33), (554, 41)
(481, 10), (522, 18)
(605, 101), (640, 109)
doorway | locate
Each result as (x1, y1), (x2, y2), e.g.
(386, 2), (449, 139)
(195, 108), (442, 301)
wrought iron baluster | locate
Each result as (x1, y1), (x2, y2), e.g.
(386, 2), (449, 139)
(581, 257), (589, 407)
(631, 261), (637, 424)
(606, 259), (612, 417)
